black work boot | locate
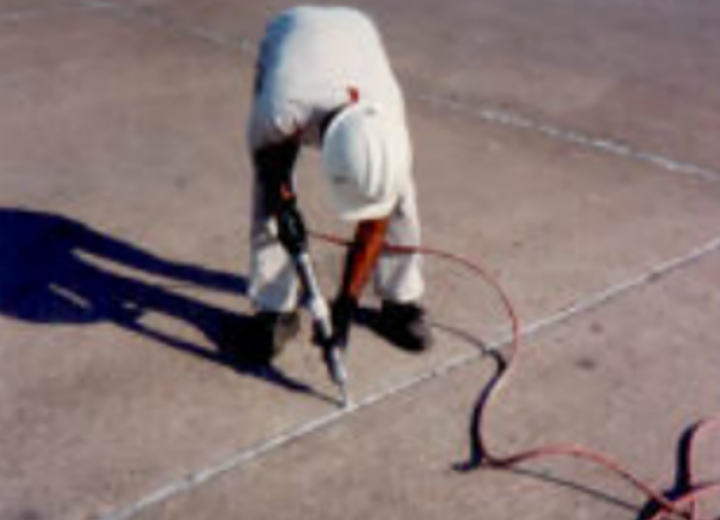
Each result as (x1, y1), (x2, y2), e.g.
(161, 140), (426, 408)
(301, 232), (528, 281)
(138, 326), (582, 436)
(253, 310), (300, 363)
(378, 300), (434, 352)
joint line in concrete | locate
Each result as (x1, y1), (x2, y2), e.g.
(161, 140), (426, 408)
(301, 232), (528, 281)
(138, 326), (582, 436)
(93, 232), (720, 520)
(416, 91), (720, 183)
(516, 233), (720, 339)
(80, 0), (255, 53)
(0, 3), (107, 23)
(88, 0), (720, 184)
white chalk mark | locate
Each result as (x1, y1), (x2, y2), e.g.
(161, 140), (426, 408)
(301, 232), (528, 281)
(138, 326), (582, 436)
(85, 0), (720, 182)
(0, 3), (106, 23)
(416, 92), (720, 183)
(80, 0), (255, 54)
(93, 233), (720, 520)
(45, 5), (719, 518)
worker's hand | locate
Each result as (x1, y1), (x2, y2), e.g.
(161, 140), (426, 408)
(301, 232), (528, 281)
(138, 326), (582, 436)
(314, 295), (356, 350)
(329, 295), (356, 348)
(276, 196), (307, 256)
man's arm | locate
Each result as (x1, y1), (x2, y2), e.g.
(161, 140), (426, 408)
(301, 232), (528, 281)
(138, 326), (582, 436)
(253, 139), (300, 215)
(339, 218), (390, 300)
(330, 217), (390, 346)
(254, 139), (313, 257)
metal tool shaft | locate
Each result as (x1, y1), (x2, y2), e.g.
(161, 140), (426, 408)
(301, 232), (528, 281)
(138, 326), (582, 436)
(293, 252), (350, 407)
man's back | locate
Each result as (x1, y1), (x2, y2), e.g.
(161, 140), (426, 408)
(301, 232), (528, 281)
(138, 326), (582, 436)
(251, 6), (405, 147)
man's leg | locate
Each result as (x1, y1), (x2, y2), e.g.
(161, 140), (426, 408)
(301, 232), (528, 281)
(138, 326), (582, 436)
(374, 179), (433, 351)
(249, 171), (300, 313)
(247, 143), (302, 361)
(374, 179), (424, 302)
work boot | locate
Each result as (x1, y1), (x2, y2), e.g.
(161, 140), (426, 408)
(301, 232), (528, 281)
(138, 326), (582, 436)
(377, 300), (434, 352)
(253, 310), (300, 363)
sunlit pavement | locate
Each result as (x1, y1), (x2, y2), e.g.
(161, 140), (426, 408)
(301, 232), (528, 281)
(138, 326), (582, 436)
(1, 2), (719, 519)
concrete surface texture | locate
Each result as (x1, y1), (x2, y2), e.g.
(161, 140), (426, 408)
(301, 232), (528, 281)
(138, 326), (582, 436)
(0, 1), (718, 520)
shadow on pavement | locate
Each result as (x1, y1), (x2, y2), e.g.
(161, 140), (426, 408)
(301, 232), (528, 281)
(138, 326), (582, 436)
(636, 422), (699, 520)
(444, 321), (696, 519)
(0, 207), (327, 400)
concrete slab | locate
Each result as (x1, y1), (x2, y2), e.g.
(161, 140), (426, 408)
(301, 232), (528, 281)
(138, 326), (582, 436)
(0, 0), (93, 19)
(408, 99), (720, 332)
(131, 249), (720, 520)
(0, 6), (249, 253)
(1, 4), (719, 520)
(0, 0), (83, 11)
(123, 0), (720, 171)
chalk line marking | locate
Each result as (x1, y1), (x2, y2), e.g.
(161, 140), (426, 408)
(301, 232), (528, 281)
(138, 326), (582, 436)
(94, 232), (720, 520)
(83, 0), (720, 184)
(40, 5), (717, 518)
(416, 92), (720, 183)
(0, 3), (107, 23)
(80, 0), (255, 53)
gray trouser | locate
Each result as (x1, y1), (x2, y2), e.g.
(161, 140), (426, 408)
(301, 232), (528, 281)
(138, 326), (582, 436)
(248, 169), (425, 312)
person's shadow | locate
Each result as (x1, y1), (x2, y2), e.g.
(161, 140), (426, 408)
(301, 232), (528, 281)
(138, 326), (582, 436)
(0, 207), (325, 400)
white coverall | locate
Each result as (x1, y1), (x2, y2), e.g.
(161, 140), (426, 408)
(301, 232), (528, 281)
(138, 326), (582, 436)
(247, 6), (424, 312)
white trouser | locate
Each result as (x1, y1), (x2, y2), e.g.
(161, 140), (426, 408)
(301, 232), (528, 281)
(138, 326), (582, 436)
(248, 168), (425, 312)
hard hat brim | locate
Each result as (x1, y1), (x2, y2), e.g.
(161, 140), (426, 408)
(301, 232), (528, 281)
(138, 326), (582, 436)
(322, 102), (406, 222)
(330, 183), (398, 221)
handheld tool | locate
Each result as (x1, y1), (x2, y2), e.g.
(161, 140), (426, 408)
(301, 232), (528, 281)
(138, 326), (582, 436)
(275, 191), (350, 407)
(293, 252), (350, 407)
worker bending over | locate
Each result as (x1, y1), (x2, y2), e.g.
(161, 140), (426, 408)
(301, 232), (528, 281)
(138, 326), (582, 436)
(247, 6), (432, 362)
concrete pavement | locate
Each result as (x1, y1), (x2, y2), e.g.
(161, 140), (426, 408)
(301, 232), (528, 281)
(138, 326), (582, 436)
(1, 1), (718, 520)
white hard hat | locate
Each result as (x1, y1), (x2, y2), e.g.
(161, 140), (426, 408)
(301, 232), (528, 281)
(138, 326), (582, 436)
(321, 101), (407, 221)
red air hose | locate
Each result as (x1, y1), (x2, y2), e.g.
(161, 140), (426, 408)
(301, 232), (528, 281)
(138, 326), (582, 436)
(310, 230), (720, 520)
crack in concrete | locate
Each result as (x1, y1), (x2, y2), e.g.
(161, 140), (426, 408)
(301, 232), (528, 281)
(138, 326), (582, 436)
(92, 232), (720, 520)
(82, 0), (720, 184)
